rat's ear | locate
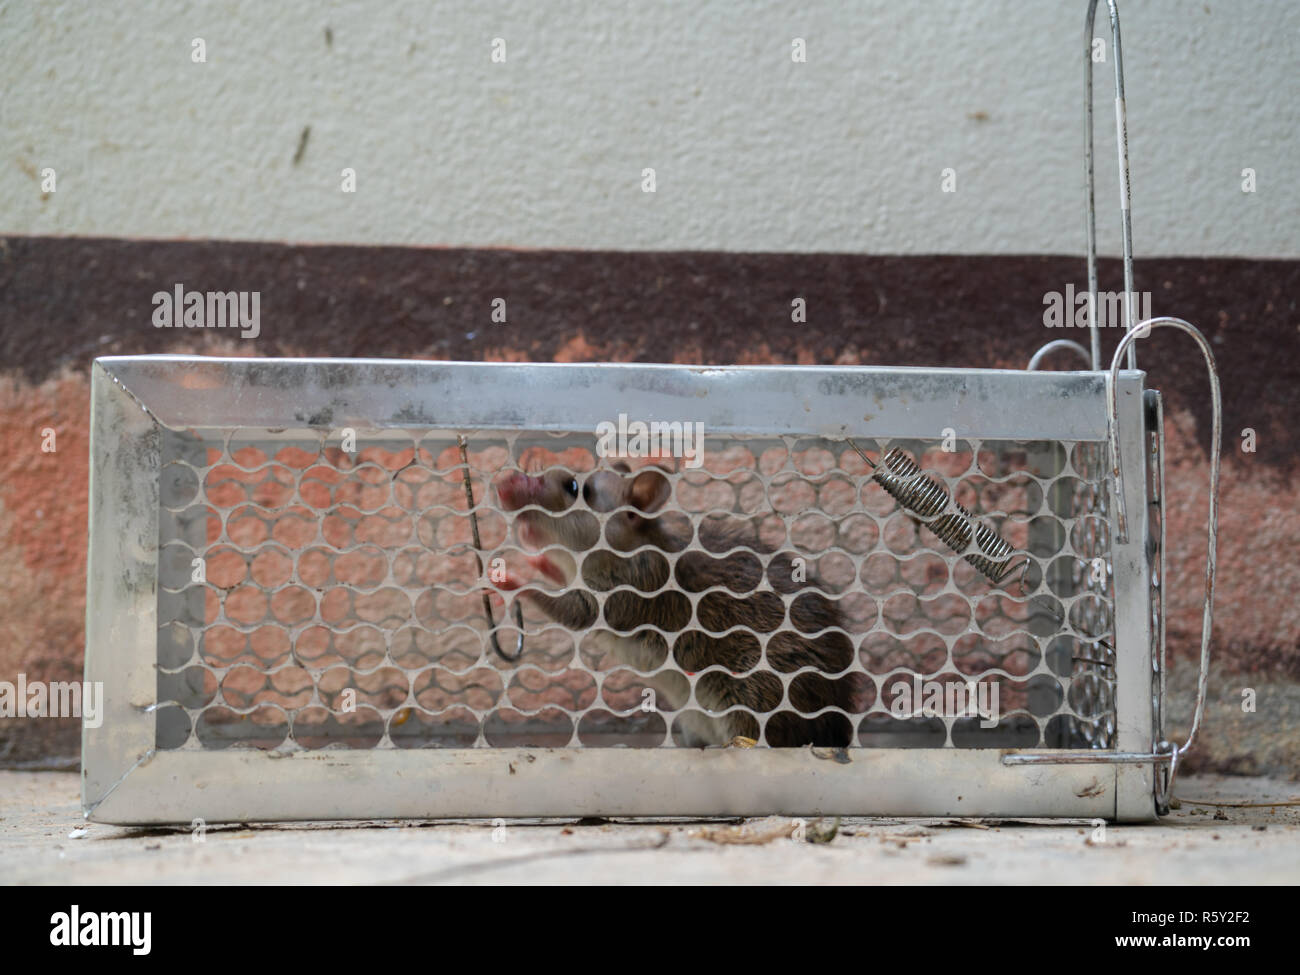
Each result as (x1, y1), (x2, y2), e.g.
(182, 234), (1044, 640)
(628, 469), (671, 512)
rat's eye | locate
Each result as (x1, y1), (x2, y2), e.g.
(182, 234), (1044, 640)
(564, 477), (579, 497)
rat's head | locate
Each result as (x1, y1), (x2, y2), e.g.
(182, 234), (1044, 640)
(495, 463), (676, 570)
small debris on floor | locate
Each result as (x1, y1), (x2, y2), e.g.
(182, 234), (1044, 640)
(927, 853), (968, 866)
(692, 816), (836, 846)
(693, 817), (797, 845)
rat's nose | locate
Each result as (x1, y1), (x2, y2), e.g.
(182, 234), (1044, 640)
(495, 471), (539, 511)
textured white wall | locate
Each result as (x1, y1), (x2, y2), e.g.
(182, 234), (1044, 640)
(3, 0), (1297, 257)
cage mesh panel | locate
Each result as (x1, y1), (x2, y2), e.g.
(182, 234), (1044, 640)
(1146, 415), (1164, 754)
(153, 430), (1115, 750)
(1060, 442), (1116, 747)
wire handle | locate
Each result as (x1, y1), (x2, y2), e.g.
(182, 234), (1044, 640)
(1084, 0), (1137, 370)
(1026, 338), (1092, 371)
(1107, 318), (1219, 807)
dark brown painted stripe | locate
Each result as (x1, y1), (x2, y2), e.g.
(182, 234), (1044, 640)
(1, 237), (1297, 468)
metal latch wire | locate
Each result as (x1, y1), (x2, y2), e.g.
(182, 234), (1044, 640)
(458, 435), (525, 662)
(1084, 0), (1137, 372)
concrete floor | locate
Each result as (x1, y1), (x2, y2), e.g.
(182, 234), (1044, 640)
(3, 771), (1298, 884)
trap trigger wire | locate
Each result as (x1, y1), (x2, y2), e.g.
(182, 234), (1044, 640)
(458, 435), (526, 663)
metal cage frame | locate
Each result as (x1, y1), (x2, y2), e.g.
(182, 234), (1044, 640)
(84, 355), (1159, 823)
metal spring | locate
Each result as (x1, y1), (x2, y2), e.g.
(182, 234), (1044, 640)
(866, 446), (1028, 586)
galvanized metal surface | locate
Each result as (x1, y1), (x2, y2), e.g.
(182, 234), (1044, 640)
(82, 366), (162, 820)
(92, 356), (1128, 441)
(85, 748), (1121, 823)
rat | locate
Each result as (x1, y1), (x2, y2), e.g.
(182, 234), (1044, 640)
(494, 463), (860, 747)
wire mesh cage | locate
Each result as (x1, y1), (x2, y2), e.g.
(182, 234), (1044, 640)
(83, 357), (1161, 823)
(152, 428), (1119, 754)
